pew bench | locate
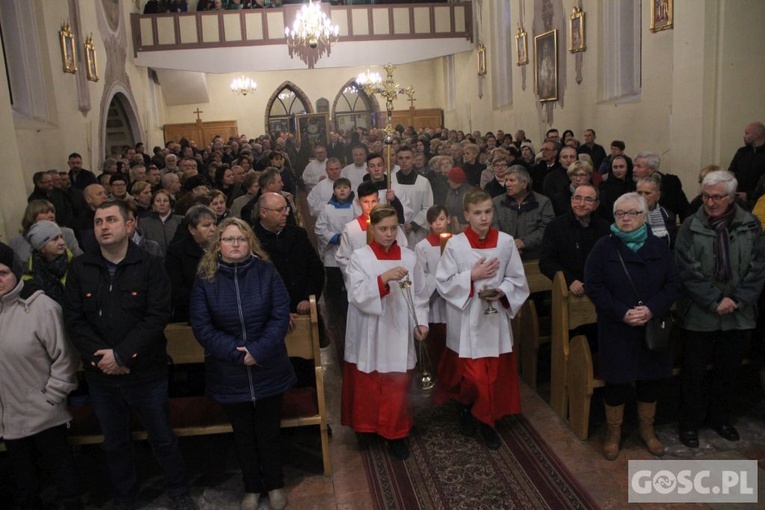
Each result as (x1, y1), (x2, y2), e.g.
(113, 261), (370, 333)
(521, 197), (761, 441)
(1, 296), (332, 477)
(514, 260), (553, 389)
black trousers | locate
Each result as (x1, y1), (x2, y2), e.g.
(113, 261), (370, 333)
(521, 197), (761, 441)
(223, 394), (285, 494)
(602, 378), (665, 407)
(5, 424), (81, 509)
(680, 329), (746, 430)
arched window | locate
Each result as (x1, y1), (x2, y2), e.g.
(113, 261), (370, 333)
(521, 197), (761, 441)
(266, 83), (311, 136)
(332, 80), (375, 133)
(601, 0), (641, 102)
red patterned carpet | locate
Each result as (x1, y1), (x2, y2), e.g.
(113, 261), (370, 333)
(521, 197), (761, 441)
(360, 403), (599, 510)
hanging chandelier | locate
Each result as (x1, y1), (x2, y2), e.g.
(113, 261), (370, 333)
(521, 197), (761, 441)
(285, 1), (339, 50)
(230, 76), (257, 96)
(283, 1), (339, 68)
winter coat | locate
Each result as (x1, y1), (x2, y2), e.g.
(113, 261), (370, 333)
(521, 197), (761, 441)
(140, 213), (183, 257)
(190, 256), (296, 404)
(675, 204), (765, 332)
(165, 236), (205, 323)
(539, 212), (610, 285)
(492, 191), (554, 260)
(0, 280), (78, 440)
(63, 242), (172, 386)
(584, 230), (680, 384)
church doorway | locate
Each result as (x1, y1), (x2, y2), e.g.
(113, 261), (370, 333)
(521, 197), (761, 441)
(104, 92), (137, 157)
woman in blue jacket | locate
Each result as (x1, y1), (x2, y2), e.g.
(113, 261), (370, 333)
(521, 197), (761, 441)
(190, 217), (295, 510)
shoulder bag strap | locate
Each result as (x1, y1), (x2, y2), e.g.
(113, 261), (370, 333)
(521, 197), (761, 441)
(613, 239), (644, 306)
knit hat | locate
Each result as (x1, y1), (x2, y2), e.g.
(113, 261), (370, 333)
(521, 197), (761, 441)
(26, 220), (62, 251)
(447, 167), (467, 184)
(521, 141), (534, 152)
(0, 242), (21, 280)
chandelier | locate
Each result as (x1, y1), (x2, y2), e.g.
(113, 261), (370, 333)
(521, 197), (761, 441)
(230, 76), (257, 96)
(284, 1), (339, 68)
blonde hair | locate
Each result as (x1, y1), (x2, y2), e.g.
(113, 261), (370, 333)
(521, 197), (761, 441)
(369, 204), (398, 225)
(197, 217), (269, 281)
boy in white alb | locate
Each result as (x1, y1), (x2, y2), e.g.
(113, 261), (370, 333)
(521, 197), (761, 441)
(336, 181), (408, 279)
(435, 189), (529, 449)
(341, 205), (429, 460)
(314, 177), (356, 305)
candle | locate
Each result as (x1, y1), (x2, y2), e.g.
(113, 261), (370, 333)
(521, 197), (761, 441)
(366, 219), (373, 244)
(439, 232), (452, 254)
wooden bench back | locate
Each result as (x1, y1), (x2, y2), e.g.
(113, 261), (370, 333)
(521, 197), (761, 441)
(523, 260), (553, 294)
(164, 295), (320, 365)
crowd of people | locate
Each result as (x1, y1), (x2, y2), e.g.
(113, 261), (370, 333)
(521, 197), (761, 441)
(2, 120), (765, 509)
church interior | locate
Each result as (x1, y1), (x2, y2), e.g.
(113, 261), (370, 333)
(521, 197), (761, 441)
(2, 1), (765, 508)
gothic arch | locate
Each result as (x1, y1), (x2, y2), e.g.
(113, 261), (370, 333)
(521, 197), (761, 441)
(263, 81), (314, 135)
(99, 86), (142, 160)
(331, 77), (380, 132)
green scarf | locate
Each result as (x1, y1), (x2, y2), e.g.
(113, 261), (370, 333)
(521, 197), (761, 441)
(611, 223), (647, 252)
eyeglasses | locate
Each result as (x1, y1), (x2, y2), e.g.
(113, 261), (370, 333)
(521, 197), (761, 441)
(701, 193), (729, 203)
(493, 162), (508, 168)
(572, 195), (597, 203)
(614, 210), (643, 219)
(262, 206), (290, 214)
(571, 173), (589, 179)
(221, 236), (248, 244)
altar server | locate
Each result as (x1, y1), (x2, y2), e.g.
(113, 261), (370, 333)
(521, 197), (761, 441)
(341, 204), (429, 461)
(435, 189), (529, 449)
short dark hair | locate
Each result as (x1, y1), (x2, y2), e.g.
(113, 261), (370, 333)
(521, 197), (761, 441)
(333, 177), (352, 190)
(96, 199), (132, 221)
(426, 205), (448, 224)
(110, 174), (127, 185)
(357, 181), (379, 199)
(545, 128), (559, 138)
(611, 140), (626, 150)
(68, 152), (82, 160)
(32, 171), (49, 186)
(366, 152), (383, 164)
(397, 145), (414, 155)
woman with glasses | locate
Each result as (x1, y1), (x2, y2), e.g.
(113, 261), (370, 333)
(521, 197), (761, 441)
(552, 160), (594, 216)
(584, 192), (679, 460)
(190, 217), (294, 510)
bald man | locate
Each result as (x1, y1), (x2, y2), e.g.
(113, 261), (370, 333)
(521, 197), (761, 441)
(729, 121), (765, 206)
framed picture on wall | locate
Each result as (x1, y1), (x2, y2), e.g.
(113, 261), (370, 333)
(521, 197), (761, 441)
(650, 0), (673, 32)
(535, 30), (558, 102)
(569, 7), (585, 53)
(296, 113), (329, 148)
(59, 23), (77, 74)
(515, 26), (528, 66)
(85, 36), (99, 82)
(268, 117), (293, 136)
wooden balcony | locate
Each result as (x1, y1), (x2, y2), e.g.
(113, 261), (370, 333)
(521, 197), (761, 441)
(130, 2), (473, 71)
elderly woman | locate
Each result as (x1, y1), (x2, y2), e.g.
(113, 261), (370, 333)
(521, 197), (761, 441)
(676, 170), (765, 447)
(599, 155), (635, 222)
(584, 192), (679, 460)
(9, 200), (82, 266)
(141, 190), (183, 257)
(552, 160), (594, 216)
(190, 218), (295, 510)
(636, 174), (677, 248)
(0, 242), (80, 509)
(484, 154), (511, 198)
(492, 165), (554, 260)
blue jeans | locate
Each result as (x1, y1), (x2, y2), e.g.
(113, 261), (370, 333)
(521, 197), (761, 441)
(87, 377), (189, 505)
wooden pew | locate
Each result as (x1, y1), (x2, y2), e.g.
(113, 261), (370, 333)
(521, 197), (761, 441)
(549, 271), (597, 427)
(514, 260), (553, 389)
(2, 296), (332, 476)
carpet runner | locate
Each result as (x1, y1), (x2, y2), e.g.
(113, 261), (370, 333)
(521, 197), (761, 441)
(360, 404), (599, 509)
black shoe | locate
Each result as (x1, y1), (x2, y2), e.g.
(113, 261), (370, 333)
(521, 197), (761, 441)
(712, 424), (740, 441)
(458, 404), (474, 436)
(679, 429), (699, 448)
(388, 438), (410, 460)
(479, 423), (502, 450)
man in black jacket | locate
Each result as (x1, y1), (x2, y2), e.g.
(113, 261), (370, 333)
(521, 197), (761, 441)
(63, 200), (195, 510)
(729, 121), (765, 206)
(539, 183), (610, 296)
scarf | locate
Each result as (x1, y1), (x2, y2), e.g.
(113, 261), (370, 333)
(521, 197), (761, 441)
(709, 205), (736, 281)
(611, 223), (647, 252)
(28, 251), (69, 304)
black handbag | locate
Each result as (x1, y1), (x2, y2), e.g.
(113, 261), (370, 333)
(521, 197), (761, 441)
(615, 244), (674, 352)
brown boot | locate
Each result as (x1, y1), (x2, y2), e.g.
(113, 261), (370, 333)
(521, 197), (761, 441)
(637, 401), (665, 456)
(603, 404), (624, 461)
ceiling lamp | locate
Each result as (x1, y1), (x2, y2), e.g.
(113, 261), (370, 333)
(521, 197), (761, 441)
(285, 1), (339, 68)
(230, 76), (257, 96)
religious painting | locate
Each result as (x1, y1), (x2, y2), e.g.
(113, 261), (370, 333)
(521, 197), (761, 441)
(296, 113), (329, 148)
(515, 26), (528, 66)
(477, 43), (487, 76)
(59, 23), (77, 74)
(535, 30), (558, 102)
(650, 0), (673, 32)
(85, 36), (99, 82)
(268, 117), (292, 136)
(569, 7), (585, 53)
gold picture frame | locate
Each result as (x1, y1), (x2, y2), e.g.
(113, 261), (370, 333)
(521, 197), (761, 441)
(477, 43), (487, 76)
(515, 26), (528, 66)
(569, 7), (586, 53)
(650, 0), (673, 32)
(59, 23), (77, 74)
(534, 30), (558, 102)
(85, 35), (99, 82)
